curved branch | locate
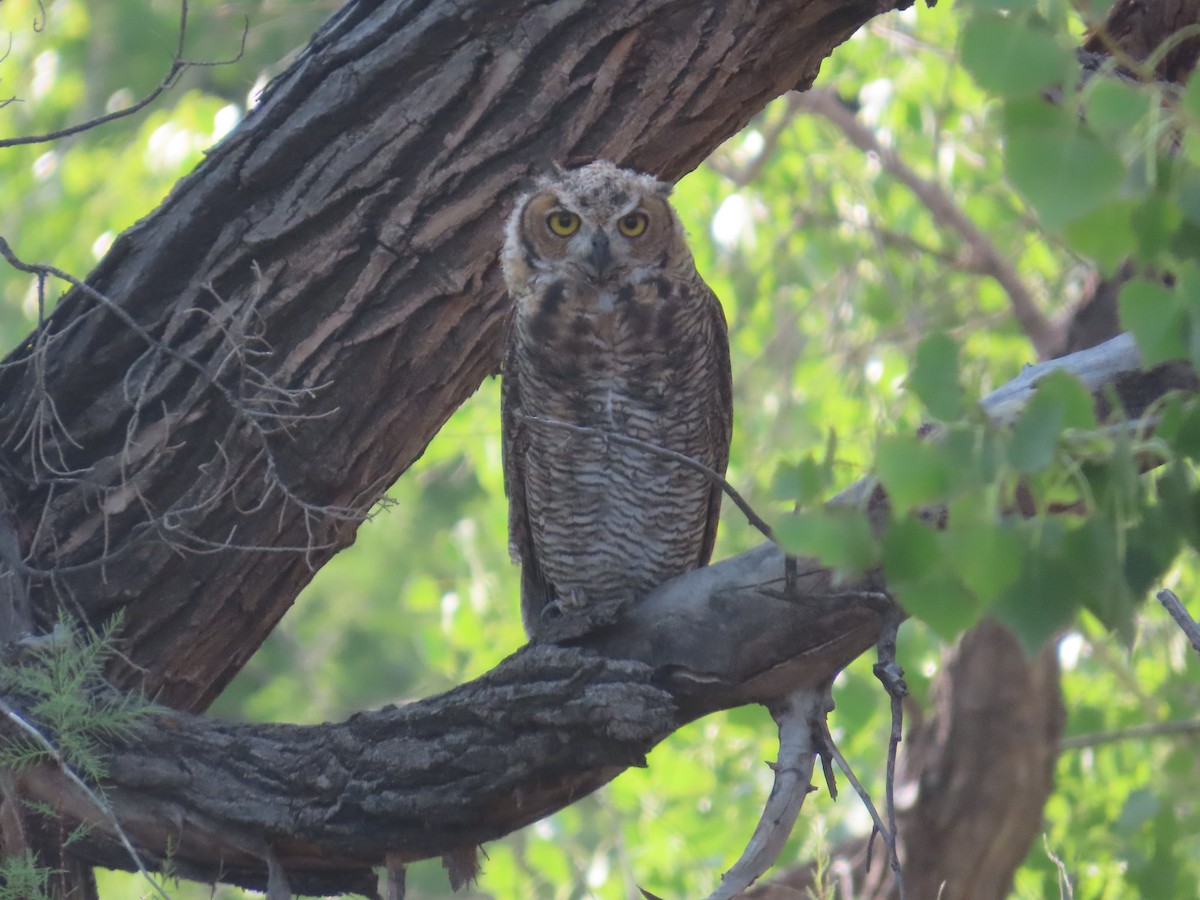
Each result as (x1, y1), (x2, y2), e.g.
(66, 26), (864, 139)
(0, 0), (917, 713)
(6, 332), (1184, 897)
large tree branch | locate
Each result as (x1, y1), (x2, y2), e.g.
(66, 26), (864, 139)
(0, 0), (916, 714)
(7, 332), (1189, 897)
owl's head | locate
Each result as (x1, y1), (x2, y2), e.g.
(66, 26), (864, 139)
(502, 161), (691, 292)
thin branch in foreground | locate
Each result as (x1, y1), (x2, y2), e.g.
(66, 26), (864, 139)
(0, 697), (172, 900)
(1156, 589), (1200, 656)
(0, 1), (249, 149)
(515, 413), (778, 544)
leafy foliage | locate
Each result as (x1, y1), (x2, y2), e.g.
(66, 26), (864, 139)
(3, 0), (1200, 898)
(0, 852), (51, 900)
(0, 616), (148, 783)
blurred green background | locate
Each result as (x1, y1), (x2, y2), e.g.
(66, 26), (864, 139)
(3, 0), (1200, 897)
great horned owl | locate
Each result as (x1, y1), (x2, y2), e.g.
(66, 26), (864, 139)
(501, 161), (733, 639)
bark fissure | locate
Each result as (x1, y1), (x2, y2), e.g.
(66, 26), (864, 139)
(3, 0), (906, 710)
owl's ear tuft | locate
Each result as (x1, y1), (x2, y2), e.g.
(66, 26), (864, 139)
(526, 161), (568, 194)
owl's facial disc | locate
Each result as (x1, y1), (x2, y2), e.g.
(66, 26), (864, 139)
(511, 186), (684, 289)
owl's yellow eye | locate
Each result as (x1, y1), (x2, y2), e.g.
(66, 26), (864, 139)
(547, 211), (581, 237)
(617, 212), (649, 237)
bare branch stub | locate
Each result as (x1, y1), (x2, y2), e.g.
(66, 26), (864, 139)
(1157, 589), (1200, 656)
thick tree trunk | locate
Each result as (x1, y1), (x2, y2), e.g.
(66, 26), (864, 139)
(0, 0), (910, 713)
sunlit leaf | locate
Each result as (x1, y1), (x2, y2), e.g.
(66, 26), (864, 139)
(1008, 371), (1095, 473)
(1118, 279), (1187, 365)
(908, 332), (964, 421)
(1005, 112), (1126, 227)
(960, 14), (1072, 98)
(1086, 80), (1151, 136)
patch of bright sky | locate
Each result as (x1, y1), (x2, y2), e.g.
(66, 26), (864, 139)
(31, 50), (58, 100)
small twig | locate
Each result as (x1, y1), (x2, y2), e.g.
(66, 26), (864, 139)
(0, 1), (249, 149)
(1156, 589), (1200, 657)
(0, 698), (173, 900)
(814, 717), (901, 897)
(697, 688), (825, 900)
(1060, 717), (1200, 749)
(0, 237), (358, 575)
(795, 88), (1062, 359)
(516, 413), (777, 544)
(1043, 835), (1075, 900)
(873, 606), (907, 900)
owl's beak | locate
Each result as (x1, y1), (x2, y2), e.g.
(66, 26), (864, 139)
(586, 232), (612, 280)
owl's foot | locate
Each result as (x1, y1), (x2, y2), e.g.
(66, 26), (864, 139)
(534, 593), (630, 643)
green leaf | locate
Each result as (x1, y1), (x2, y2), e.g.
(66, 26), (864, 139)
(960, 14), (1072, 98)
(1176, 262), (1200, 367)
(942, 518), (1024, 604)
(908, 332), (964, 421)
(993, 526), (1080, 652)
(1118, 279), (1187, 365)
(1063, 200), (1137, 273)
(773, 509), (879, 574)
(892, 572), (982, 642)
(1131, 193), (1183, 263)
(1183, 71), (1200, 122)
(882, 514), (941, 582)
(1178, 170), (1200, 225)
(1005, 104), (1126, 228)
(1008, 371), (1095, 473)
(1065, 519), (1137, 639)
(1086, 79), (1151, 135)
(1123, 503), (1183, 596)
(771, 433), (837, 506)
(876, 435), (954, 512)
(1155, 463), (1200, 551)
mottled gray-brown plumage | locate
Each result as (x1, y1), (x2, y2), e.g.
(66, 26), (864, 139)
(501, 161), (733, 638)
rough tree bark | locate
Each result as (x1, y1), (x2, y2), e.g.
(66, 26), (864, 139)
(0, 0), (911, 713)
(4, 334), (1187, 897)
(1, 0), (1190, 898)
(0, 0), (917, 893)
